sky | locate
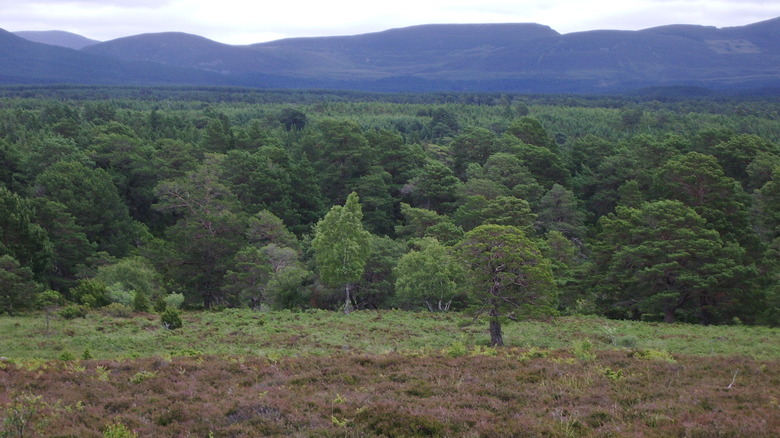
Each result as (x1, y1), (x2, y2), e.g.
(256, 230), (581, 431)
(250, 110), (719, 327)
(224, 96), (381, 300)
(2, 0), (780, 45)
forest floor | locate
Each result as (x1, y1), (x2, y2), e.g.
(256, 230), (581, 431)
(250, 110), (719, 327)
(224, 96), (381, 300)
(1, 310), (779, 437)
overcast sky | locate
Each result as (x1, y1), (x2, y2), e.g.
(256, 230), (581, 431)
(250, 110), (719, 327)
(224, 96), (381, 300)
(2, 0), (779, 45)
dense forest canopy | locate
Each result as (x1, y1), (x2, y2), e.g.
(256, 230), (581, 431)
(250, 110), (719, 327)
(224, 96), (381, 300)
(1, 86), (778, 327)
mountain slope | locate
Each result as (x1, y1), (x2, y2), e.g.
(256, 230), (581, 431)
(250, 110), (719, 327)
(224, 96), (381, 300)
(2, 18), (780, 93)
(14, 30), (100, 49)
(0, 29), (236, 86)
(0, 29), (124, 83)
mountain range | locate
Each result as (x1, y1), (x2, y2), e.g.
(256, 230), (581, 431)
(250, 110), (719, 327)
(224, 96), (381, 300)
(4, 17), (780, 94)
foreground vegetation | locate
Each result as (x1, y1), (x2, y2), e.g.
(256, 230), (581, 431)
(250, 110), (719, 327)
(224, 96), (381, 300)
(1, 310), (779, 437)
(2, 310), (779, 361)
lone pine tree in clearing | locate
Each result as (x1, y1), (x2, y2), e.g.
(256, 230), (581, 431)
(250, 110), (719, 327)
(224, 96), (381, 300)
(456, 224), (557, 346)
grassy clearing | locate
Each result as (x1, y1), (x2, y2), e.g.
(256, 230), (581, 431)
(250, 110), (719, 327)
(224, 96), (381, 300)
(1, 309), (778, 361)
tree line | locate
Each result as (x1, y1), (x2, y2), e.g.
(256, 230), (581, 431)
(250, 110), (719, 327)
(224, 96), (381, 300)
(1, 88), (778, 334)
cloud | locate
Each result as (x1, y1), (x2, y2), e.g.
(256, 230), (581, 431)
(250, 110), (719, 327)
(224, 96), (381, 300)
(1, 0), (778, 44)
(19, 0), (173, 7)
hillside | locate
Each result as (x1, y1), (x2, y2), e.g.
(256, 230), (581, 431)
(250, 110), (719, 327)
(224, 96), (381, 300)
(13, 30), (100, 49)
(3, 18), (780, 92)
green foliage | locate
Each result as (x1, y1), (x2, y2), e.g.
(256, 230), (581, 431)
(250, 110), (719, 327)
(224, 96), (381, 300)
(312, 192), (372, 312)
(0, 187), (53, 282)
(161, 309), (183, 330)
(394, 238), (464, 311)
(536, 184), (587, 239)
(132, 290), (149, 312)
(456, 225), (557, 345)
(34, 161), (141, 257)
(70, 278), (109, 308)
(409, 160), (462, 213)
(106, 284), (134, 306)
(0, 255), (42, 315)
(353, 235), (405, 310)
(153, 154), (248, 308)
(95, 257), (165, 303)
(104, 303), (133, 318)
(129, 370), (157, 385)
(596, 200), (756, 323)
(630, 348), (676, 363)
(58, 351), (76, 361)
(103, 423), (138, 438)
(0, 90), (777, 326)
(35, 290), (64, 310)
(163, 293), (185, 310)
(59, 304), (88, 319)
(1, 393), (51, 438)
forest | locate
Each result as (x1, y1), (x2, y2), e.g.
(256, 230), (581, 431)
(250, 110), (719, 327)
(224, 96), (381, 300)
(1, 85), (779, 332)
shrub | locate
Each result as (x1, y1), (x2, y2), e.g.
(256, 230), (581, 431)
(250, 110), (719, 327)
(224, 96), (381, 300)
(59, 304), (88, 319)
(573, 339), (596, 361)
(129, 370), (157, 385)
(132, 290), (149, 312)
(616, 335), (639, 348)
(103, 422), (138, 438)
(95, 256), (165, 301)
(163, 293), (185, 310)
(1, 393), (50, 438)
(630, 348), (676, 363)
(153, 296), (167, 313)
(58, 351), (76, 361)
(35, 290), (65, 310)
(106, 284), (134, 306)
(161, 309), (183, 330)
(70, 279), (109, 308)
(444, 341), (468, 358)
(104, 303), (133, 318)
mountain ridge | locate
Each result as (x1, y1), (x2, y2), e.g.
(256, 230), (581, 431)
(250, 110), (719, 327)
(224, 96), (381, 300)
(5, 18), (780, 93)
(13, 30), (100, 49)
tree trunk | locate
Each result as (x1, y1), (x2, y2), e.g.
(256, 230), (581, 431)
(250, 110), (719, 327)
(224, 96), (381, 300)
(344, 283), (353, 314)
(489, 317), (504, 347)
(698, 296), (713, 325)
(664, 307), (676, 323)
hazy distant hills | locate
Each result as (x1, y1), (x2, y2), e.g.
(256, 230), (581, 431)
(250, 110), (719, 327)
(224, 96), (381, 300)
(13, 30), (100, 50)
(5, 18), (780, 93)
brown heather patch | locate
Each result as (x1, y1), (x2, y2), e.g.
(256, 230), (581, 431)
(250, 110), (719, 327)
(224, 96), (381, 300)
(1, 350), (778, 437)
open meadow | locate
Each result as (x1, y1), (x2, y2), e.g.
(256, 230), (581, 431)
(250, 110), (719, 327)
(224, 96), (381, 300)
(1, 310), (779, 437)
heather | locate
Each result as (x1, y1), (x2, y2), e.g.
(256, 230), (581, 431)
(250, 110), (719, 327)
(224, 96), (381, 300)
(1, 342), (778, 437)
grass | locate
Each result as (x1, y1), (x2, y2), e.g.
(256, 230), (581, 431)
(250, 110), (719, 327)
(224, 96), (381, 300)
(1, 309), (779, 437)
(1, 309), (778, 361)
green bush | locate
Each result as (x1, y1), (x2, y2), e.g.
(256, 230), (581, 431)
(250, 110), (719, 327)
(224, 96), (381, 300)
(103, 422), (138, 438)
(153, 296), (167, 313)
(70, 279), (109, 308)
(35, 290), (65, 310)
(104, 303), (133, 318)
(161, 309), (183, 330)
(132, 290), (149, 312)
(106, 284), (134, 306)
(59, 304), (88, 319)
(163, 293), (184, 310)
(58, 351), (76, 361)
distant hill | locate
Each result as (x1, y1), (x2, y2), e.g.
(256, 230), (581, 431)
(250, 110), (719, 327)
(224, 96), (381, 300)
(3, 18), (780, 93)
(14, 30), (100, 49)
(0, 29), (235, 86)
